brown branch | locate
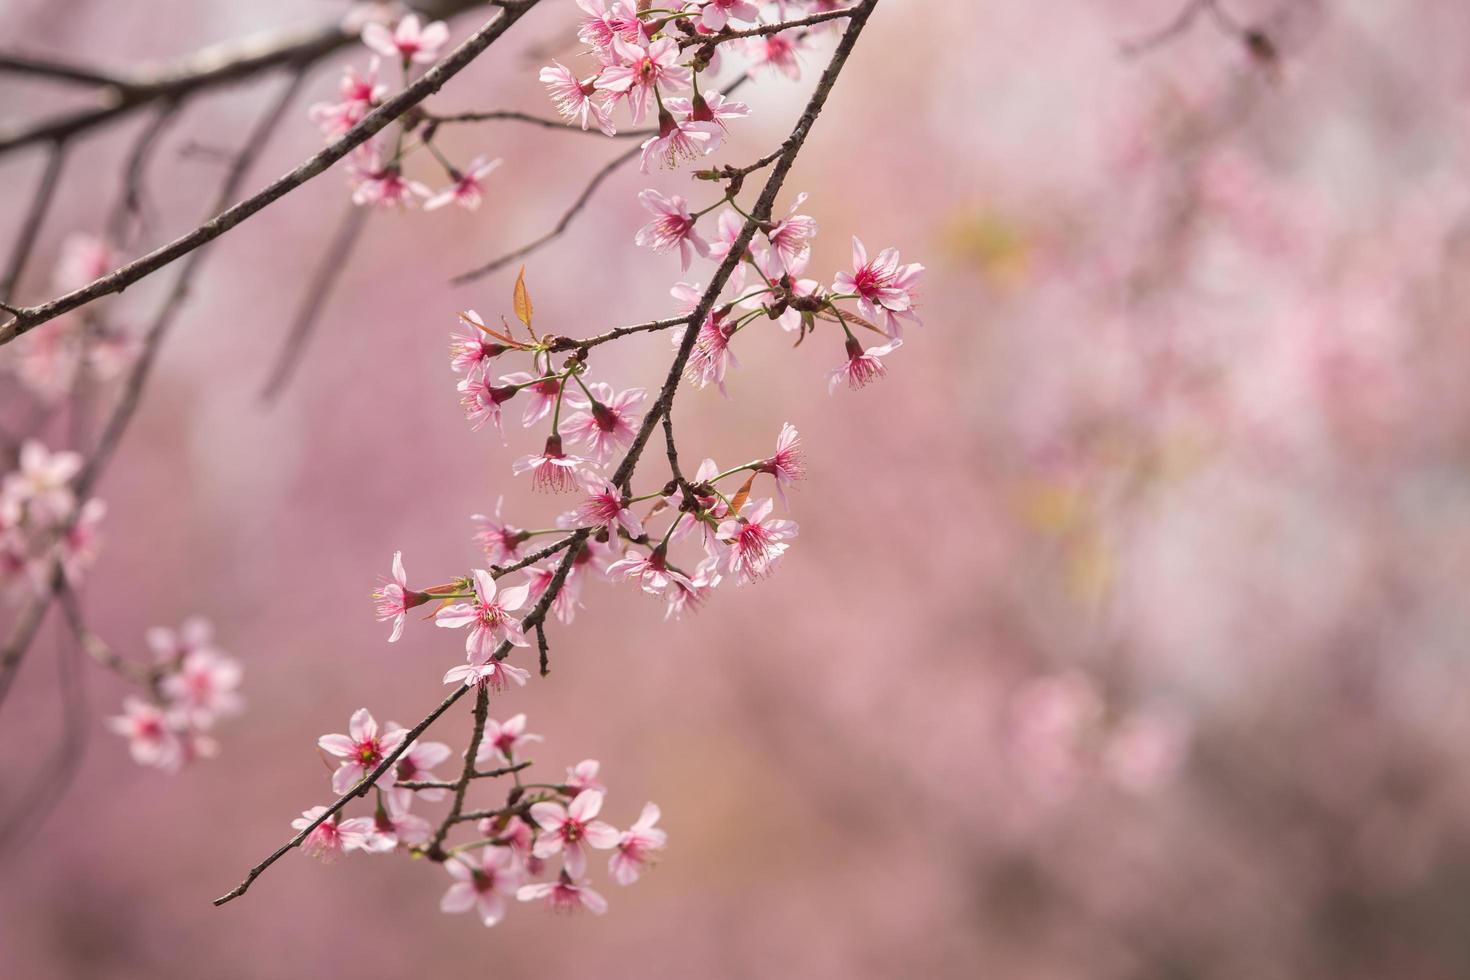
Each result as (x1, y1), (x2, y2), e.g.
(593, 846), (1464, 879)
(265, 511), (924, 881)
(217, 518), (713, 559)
(213, 0), (880, 906)
(0, 0), (545, 348)
(0, 51), (131, 89)
(426, 684), (492, 857)
(1, 141), (67, 304)
(544, 315), (688, 353)
(258, 204), (370, 405)
(427, 108), (651, 138)
(107, 100), (185, 246)
(676, 4), (859, 48)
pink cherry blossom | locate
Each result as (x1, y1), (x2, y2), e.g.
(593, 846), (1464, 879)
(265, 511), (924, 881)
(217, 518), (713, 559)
(106, 697), (182, 771)
(530, 789), (620, 878)
(456, 373), (519, 436)
(317, 708), (408, 795)
(52, 232), (113, 292)
(664, 556), (721, 620)
(424, 156), (502, 211)
(595, 37), (691, 125)
(391, 738), (454, 808)
(745, 30), (805, 80)
(512, 436), (585, 494)
(471, 499), (527, 563)
(442, 657), (531, 691)
(341, 795), (432, 853)
(758, 422), (805, 505)
(435, 569), (531, 655)
(449, 310), (507, 374)
(663, 91), (750, 153)
(575, 0), (639, 53)
(160, 647), (244, 729)
(496, 373), (561, 427)
(607, 547), (691, 595)
(144, 616), (216, 666)
(562, 383), (645, 462)
(523, 563), (582, 625)
(574, 478), (644, 537)
(716, 498), (798, 584)
(682, 312), (739, 394)
(372, 550), (427, 642)
(348, 150), (430, 209)
(609, 802), (667, 885)
(308, 59), (385, 137)
(292, 806), (367, 863)
(540, 61), (617, 135)
(361, 14), (448, 64)
(516, 876), (608, 915)
(564, 758), (605, 795)
(4, 440), (81, 523)
(635, 189), (709, 271)
(442, 848), (522, 926)
(639, 110), (721, 172)
(828, 336), (902, 394)
(832, 236), (925, 337)
(766, 192), (818, 275)
(699, 0), (760, 32)
(475, 713), (543, 766)
(58, 496), (106, 585)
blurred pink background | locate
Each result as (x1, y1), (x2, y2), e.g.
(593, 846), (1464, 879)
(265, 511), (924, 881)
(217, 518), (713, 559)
(5, 0), (1470, 977)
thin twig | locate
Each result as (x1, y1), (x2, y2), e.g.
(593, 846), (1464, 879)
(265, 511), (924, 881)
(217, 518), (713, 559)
(676, 5), (858, 48)
(428, 108), (650, 138)
(0, 52), (132, 89)
(107, 100), (185, 247)
(258, 204), (370, 404)
(1, 140), (68, 304)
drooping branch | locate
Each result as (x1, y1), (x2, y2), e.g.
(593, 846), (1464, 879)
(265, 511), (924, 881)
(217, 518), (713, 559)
(0, 0), (545, 348)
(213, 0), (881, 908)
(1, 141), (67, 303)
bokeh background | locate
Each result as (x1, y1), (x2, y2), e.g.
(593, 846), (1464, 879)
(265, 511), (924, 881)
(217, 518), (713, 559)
(5, 0), (1470, 976)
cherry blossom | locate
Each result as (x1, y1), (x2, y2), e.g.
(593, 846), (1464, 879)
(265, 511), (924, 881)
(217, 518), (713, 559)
(145, 616), (217, 665)
(635, 190), (709, 271)
(58, 496), (106, 584)
(292, 806), (367, 864)
(318, 708), (408, 795)
(564, 759), (605, 796)
(442, 848), (522, 926)
(562, 383), (645, 462)
(457, 373), (519, 436)
(106, 698), (182, 771)
(160, 647), (244, 729)
(361, 14), (448, 65)
(4, 440), (81, 523)
(828, 336), (902, 394)
(424, 156), (502, 211)
(833, 236), (925, 337)
(390, 738), (454, 808)
(596, 37), (691, 125)
(372, 551), (426, 642)
(574, 479), (644, 537)
(435, 569), (531, 655)
(607, 547), (690, 595)
(745, 30), (806, 80)
(442, 656), (531, 691)
(523, 562), (583, 625)
(639, 110), (721, 172)
(308, 59), (385, 137)
(471, 499), (527, 564)
(516, 876), (608, 915)
(766, 192), (818, 275)
(475, 713), (543, 766)
(512, 436), (585, 494)
(716, 498), (798, 584)
(530, 789), (620, 878)
(540, 61), (617, 135)
(449, 310), (507, 375)
(758, 422), (805, 505)
(608, 802), (667, 885)
(698, 0), (761, 32)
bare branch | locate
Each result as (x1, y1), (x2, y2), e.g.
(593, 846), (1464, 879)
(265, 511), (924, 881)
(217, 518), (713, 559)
(0, 51), (131, 88)
(676, 4), (859, 48)
(258, 204), (370, 405)
(428, 108), (651, 137)
(1, 141), (67, 304)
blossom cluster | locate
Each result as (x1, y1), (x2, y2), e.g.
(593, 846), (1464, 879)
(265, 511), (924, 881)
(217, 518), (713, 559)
(106, 618), (244, 772)
(0, 441), (104, 594)
(296, 708), (664, 922)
